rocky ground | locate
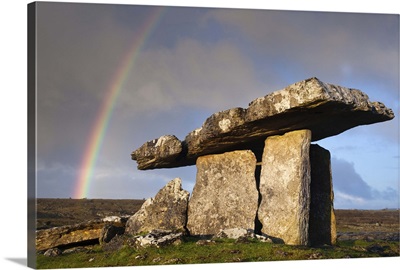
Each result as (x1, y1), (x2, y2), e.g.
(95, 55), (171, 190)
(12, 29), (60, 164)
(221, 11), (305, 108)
(335, 209), (399, 241)
(37, 199), (400, 241)
(36, 198), (145, 229)
(37, 198), (399, 240)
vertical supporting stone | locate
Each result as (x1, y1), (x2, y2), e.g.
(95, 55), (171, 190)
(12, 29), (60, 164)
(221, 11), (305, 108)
(309, 144), (337, 246)
(258, 129), (311, 245)
(187, 150), (259, 236)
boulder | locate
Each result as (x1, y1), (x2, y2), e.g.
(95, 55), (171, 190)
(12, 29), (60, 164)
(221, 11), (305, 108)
(132, 77), (394, 170)
(187, 150), (259, 236)
(309, 144), (336, 246)
(130, 229), (183, 248)
(36, 216), (127, 251)
(125, 178), (190, 235)
(258, 130), (311, 245)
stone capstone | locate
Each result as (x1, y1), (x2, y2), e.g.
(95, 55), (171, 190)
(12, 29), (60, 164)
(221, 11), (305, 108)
(187, 150), (259, 236)
(131, 77), (394, 170)
(125, 178), (190, 235)
(258, 130), (312, 245)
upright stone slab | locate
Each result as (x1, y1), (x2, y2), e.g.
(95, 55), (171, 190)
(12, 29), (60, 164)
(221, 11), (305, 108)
(309, 144), (337, 246)
(258, 129), (311, 245)
(187, 150), (259, 236)
(125, 178), (189, 235)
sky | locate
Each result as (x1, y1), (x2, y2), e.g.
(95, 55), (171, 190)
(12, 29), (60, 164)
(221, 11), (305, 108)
(33, 1), (399, 210)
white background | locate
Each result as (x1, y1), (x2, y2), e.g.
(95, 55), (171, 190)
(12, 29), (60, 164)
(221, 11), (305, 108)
(1, 1), (399, 270)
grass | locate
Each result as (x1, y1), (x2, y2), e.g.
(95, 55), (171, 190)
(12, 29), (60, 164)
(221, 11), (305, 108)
(36, 237), (400, 269)
(35, 201), (399, 268)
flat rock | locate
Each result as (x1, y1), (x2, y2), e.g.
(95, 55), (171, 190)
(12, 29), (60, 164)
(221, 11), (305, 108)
(125, 178), (190, 235)
(132, 77), (394, 169)
(130, 229), (184, 248)
(36, 216), (127, 251)
(187, 150), (259, 236)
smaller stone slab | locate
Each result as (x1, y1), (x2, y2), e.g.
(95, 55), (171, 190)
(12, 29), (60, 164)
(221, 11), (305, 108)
(125, 178), (190, 235)
(187, 150), (259, 236)
(258, 129), (311, 245)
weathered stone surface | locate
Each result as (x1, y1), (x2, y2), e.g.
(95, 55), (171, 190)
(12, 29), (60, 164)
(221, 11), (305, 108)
(131, 77), (394, 170)
(187, 150), (259, 236)
(258, 130), (311, 245)
(309, 144), (336, 246)
(130, 229), (183, 248)
(131, 135), (183, 170)
(36, 217), (127, 251)
(125, 178), (189, 235)
(212, 228), (273, 243)
(213, 228), (251, 240)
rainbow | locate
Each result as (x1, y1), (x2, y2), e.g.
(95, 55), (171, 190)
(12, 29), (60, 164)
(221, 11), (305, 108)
(74, 6), (165, 199)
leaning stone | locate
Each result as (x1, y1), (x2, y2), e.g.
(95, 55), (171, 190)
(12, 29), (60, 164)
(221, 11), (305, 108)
(187, 150), (259, 236)
(132, 77), (394, 170)
(309, 144), (337, 246)
(36, 217), (127, 251)
(125, 178), (190, 235)
(258, 130), (311, 245)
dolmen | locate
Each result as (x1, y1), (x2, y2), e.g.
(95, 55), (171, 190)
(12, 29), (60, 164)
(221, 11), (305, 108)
(131, 77), (394, 246)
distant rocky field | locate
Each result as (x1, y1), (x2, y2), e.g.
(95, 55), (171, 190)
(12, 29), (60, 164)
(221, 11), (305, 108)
(36, 198), (399, 236)
(36, 198), (145, 229)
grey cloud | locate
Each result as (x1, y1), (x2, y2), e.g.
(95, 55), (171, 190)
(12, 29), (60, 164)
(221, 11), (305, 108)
(37, 160), (77, 198)
(205, 8), (399, 98)
(372, 187), (399, 201)
(332, 157), (398, 202)
(332, 157), (374, 199)
(118, 38), (266, 114)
